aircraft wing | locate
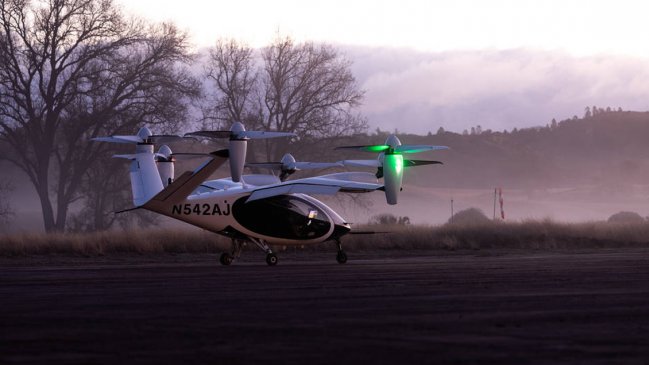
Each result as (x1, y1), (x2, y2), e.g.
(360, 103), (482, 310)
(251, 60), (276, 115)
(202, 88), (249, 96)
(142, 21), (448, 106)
(246, 172), (382, 203)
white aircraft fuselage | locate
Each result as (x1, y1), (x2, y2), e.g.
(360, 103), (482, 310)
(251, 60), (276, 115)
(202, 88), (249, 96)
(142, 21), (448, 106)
(145, 183), (351, 246)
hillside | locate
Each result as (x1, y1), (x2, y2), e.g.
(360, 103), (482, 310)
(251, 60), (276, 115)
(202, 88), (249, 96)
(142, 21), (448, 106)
(326, 110), (649, 190)
(319, 110), (649, 223)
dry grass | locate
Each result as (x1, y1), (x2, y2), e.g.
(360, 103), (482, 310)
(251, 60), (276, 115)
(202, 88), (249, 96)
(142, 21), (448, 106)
(346, 219), (649, 251)
(2, 219), (649, 257)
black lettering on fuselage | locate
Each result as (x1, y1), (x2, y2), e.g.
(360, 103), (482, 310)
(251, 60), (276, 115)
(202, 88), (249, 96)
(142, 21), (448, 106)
(172, 205), (181, 215)
(171, 202), (231, 216)
(211, 204), (221, 215)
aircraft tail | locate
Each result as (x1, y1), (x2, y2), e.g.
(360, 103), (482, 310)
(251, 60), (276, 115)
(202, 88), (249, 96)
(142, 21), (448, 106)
(129, 148), (165, 207)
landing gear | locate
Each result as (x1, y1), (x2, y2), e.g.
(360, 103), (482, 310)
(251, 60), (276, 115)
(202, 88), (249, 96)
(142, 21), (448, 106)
(219, 239), (244, 266)
(219, 236), (278, 266)
(219, 252), (233, 265)
(251, 237), (278, 266)
(266, 253), (279, 266)
(335, 239), (347, 264)
(336, 250), (347, 264)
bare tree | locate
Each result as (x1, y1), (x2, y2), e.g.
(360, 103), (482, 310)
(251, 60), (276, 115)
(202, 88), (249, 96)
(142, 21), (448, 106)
(0, 179), (12, 224)
(0, 0), (199, 232)
(204, 38), (258, 128)
(204, 36), (366, 162)
(67, 155), (135, 231)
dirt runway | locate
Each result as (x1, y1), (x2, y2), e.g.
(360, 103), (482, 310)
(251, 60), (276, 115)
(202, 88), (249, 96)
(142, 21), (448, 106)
(1, 249), (649, 364)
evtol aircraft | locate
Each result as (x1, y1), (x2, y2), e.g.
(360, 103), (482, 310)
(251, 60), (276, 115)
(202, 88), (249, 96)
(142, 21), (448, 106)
(94, 122), (447, 266)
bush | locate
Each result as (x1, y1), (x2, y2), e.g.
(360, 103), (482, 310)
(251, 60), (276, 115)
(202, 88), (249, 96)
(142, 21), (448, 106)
(607, 211), (645, 223)
(369, 214), (410, 225)
(449, 207), (491, 225)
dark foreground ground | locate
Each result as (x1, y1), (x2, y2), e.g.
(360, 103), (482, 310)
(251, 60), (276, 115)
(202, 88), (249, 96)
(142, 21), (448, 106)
(1, 249), (649, 365)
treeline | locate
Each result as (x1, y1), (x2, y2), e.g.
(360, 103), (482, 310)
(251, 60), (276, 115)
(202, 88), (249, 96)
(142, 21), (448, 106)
(330, 109), (649, 190)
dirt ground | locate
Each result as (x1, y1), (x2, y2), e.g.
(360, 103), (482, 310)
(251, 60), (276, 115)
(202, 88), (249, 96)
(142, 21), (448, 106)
(1, 249), (649, 364)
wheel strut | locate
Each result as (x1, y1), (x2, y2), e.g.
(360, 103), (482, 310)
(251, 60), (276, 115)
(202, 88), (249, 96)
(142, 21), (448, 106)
(335, 239), (348, 264)
(219, 239), (244, 266)
(250, 237), (278, 266)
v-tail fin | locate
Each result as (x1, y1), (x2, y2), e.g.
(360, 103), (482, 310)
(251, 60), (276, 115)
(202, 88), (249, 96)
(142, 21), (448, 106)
(144, 150), (229, 212)
(130, 151), (165, 206)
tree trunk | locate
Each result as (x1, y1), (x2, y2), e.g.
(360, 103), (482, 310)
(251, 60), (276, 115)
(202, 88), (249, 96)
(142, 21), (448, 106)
(35, 180), (57, 232)
(55, 197), (69, 232)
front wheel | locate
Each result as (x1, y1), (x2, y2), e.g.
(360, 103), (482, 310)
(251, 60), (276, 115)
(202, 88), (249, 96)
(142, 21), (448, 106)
(336, 251), (348, 264)
(266, 253), (278, 266)
(220, 253), (233, 266)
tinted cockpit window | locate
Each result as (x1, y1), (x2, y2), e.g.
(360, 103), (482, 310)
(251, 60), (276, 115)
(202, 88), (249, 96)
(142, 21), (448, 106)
(232, 195), (331, 240)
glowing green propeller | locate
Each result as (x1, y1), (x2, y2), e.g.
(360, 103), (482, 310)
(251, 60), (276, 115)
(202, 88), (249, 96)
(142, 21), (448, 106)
(336, 135), (448, 205)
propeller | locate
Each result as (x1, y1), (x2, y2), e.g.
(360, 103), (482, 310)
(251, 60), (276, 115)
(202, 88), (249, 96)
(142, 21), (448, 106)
(112, 145), (211, 187)
(185, 122), (297, 182)
(112, 145), (209, 162)
(337, 135), (448, 205)
(185, 121), (296, 141)
(92, 127), (190, 145)
(246, 153), (342, 181)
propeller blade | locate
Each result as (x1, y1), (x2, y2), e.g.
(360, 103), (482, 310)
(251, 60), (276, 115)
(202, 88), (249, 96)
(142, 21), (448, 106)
(184, 130), (232, 139)
(150, 135), (193, 143)
(293, 162), (342, 170)
(335, 145), (390, 153)
(404, 159), (443, 167)
(246, 162), (284, 169)
(171, 153), (212, 160)
(395, 145), (449, 154)
(92, 136), (143, 144)
(340, 159), (382, 168)
(112, 154), (137, 160)
(240, 130), (296, 139)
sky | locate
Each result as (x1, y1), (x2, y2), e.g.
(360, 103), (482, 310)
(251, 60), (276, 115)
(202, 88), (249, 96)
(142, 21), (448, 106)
(118, 0), (649, 133)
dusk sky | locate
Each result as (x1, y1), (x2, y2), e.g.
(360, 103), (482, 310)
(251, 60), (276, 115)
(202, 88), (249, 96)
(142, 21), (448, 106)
(118, 0), (649, 133)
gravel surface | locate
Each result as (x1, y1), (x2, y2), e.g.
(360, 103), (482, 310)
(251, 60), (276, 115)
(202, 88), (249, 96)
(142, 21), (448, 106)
(1, 249), (649, 364)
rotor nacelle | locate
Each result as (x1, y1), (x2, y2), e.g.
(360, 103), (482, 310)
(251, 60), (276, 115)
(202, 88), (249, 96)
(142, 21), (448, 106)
(246, 153), (342, 181)
(155, 145), (174, 187)
(137, 126), (153, 141)
(185, 122), (296, 183)
(336, 134), (447, 205)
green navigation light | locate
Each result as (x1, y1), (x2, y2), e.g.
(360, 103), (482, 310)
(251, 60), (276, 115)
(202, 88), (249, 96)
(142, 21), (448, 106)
(364, 145), (390, 153)
(389, 154), (403, 175)
(396, 155), (403, 174)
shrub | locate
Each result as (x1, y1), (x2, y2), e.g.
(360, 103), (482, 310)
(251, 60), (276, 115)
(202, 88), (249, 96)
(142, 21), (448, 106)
(607, 211), (645, 223)
(369, 214), (410, 225)
(449, 207), (491, 225)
